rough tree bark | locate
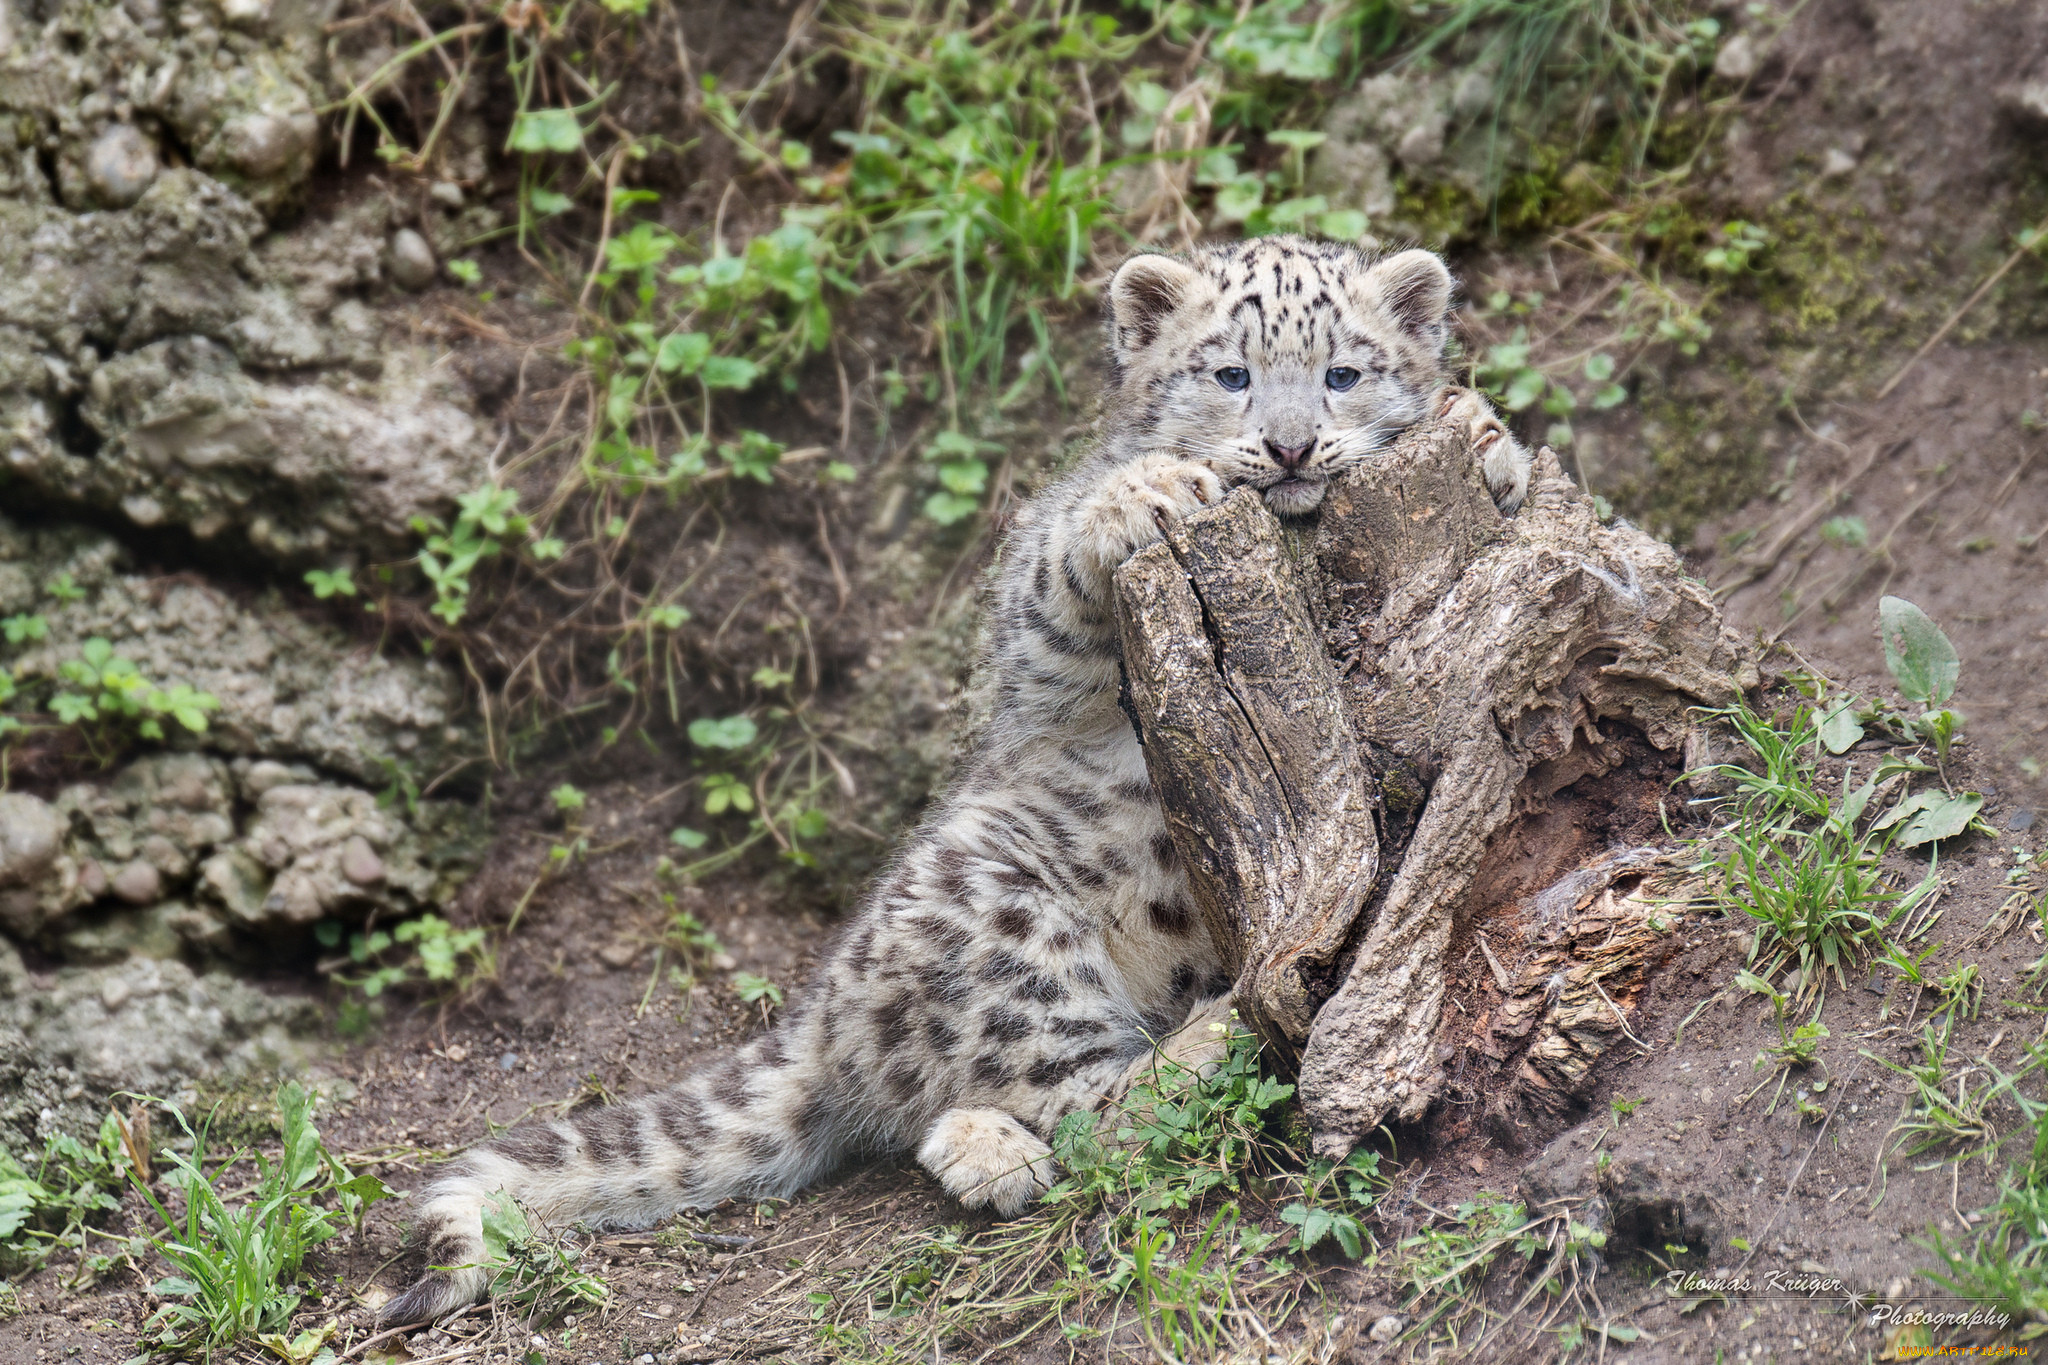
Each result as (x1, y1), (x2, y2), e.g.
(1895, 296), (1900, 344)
(1113, 401), (1756, 1157)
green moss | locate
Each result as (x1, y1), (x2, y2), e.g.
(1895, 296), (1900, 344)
(185, 1074), (288, 1154)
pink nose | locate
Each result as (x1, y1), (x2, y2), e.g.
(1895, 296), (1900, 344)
(1266, 439), (1313, 472)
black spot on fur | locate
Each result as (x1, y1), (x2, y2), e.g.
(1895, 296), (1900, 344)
(495, 1122), (571, 1169)
(574, 1105), (646, 1166)
(992, 906), (1034, 939)
(911, 916), (974, 955)
(931, 971), (973, 1007)
(972, 1052), (1016, 1087)
(926, 1014), (962, 1055)
(979, 950), (1032, 983)
(1050, 1015), (1107, 1036)
(1046, 783), (1109, 821)
(982, 1008), (1034, 1043)
(1074, 963), (1105, 990)
(1026, 1045), (1119, 1088)
(653, 1092), (706, 1144)
(1016, 973), (1067, 1005)
(426, 1231), (469, 1266)
(1024, 601), (1094, 658)
(875, 995), (916, 1052)
(741, 1130), (785, 1165)
(886, 1064), (923, 1101)
(794, 1092), (834, 1139)
(1169, 964), (1198, 999)
(1148, 899), (1195, 936)
(1151, 832), (1179, 868)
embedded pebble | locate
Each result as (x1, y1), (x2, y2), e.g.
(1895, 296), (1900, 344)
(340, 835), (386, 887)
(0, 793), (63, 888)
(389, 229), (437, 291)
(500, 1052), (519, 1070)
(1714, 32), (1759, 82)
(1369, 1314), (1405, 1343)
(110, 860), (163, 905)
(223, 111), (316, 179)
(86, 123), (160, 208)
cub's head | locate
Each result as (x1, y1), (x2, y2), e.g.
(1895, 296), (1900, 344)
(1104, 235), (1454, 514)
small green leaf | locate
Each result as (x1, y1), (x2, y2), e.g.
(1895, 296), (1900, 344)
(688, 715), (758, 750)
(701, 256), (746, 289)
(1315, 208), (1368, 242)
(551, 784), (587, 813)
(1212, 175), (1265, 223)
(656, 332), (711, 375)
(924, 491), (980, 525)
(1897, 791), (1983, 848)
(937, 459), (987, 496)
(669, 826), (708, 850)
(1503, 369), (1547, 411)
(527, 187), (573, 216)
(699, 355), (759, 390)
(1817, 699), (1865, 754)
(1878, 596), (1960, 706)
(509, 108), (583, 154)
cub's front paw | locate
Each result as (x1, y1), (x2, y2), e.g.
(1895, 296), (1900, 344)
(1076, 456), (1223, 572)
(1436, 387), (1531, 516)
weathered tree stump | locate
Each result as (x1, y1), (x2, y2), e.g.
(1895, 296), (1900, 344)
(1113, 404), (1756, 1157)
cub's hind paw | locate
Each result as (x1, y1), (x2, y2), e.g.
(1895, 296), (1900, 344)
(918, 1108), (1055, 1217)
(1436, 387), (1530, 516)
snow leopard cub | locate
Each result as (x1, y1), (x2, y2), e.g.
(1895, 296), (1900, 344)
(382, 235), (1529, 1324)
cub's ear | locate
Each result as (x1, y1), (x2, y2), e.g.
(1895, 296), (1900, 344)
(1350, 249), (1455, 353)
(1107, 252), (1205, 365)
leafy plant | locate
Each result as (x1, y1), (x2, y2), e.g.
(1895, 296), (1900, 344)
(1880, 595), (1969, 773)
(0, 1114), (136, 1274)
(732, 970), (784, 1018)
(1700, 220), (1769, 273)
(327, 914), (493, 999)
(131, 1082), (390, 1354)
(473, 1193), (611, 1323)
(52, 639), (221, 745)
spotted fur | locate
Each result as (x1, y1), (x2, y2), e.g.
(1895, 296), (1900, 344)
(380, 236), (1526, 1325)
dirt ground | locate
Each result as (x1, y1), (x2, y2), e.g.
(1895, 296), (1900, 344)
(6, 0), (2048, 1361)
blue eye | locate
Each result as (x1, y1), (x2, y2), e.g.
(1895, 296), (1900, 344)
(1214, 367), (1250, 392)
(1325, 367), (1362, 392)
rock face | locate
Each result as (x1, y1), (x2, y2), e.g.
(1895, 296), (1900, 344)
(0, 512), (474, 782)
(0, 754), (481, 960)
(1308, 70), (1496, 239)
(0, 791), (81, 938)
(0, 938), (319, 1147)
(0, 0), (498, 563)
(0, 0), (500, 1139)
(0, 178), (491, 561)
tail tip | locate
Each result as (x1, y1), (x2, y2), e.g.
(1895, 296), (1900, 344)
(378, 1270), (477, 1329)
